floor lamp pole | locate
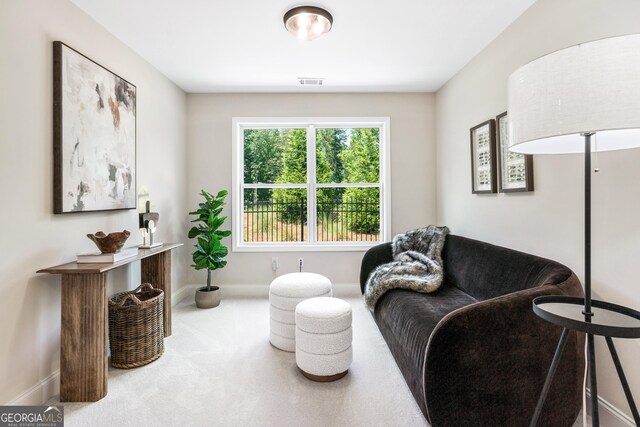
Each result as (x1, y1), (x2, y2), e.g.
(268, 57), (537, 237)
(583, 133), (600, 426)
(584, 133), (592, 317)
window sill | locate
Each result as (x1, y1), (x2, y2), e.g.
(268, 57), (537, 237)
(232, 242), (382, 253)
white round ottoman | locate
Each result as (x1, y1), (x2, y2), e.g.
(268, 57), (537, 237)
(295, 297), (352, 382)
(269, 272), (332, 352)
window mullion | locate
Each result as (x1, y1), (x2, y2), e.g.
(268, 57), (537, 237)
(307, 125), (317, 245)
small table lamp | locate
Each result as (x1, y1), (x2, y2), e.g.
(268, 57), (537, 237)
(507, 34), (640, 426)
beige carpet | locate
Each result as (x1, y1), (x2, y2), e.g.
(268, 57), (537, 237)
(52, 295), (428, 427)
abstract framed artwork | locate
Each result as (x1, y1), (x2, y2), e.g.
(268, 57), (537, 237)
(53, 41), (136, 214)
(470, 119), (497, 194)
(495, 111), (534, 193)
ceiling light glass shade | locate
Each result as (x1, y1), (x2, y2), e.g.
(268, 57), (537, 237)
(284, 6), (333, 41)
(507, 34), (640, 154)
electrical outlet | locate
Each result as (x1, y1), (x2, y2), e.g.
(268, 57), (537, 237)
(298, 257), (304, 271)
(272, 257), (279, 271)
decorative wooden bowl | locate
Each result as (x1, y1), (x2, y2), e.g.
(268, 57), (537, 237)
(87, 230), (131, 254)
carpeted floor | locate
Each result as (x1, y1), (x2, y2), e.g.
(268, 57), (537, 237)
(52, 295), (429, 427)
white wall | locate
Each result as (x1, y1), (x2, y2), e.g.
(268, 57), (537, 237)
(0, 0), (188, 404)
(435, 0), (640, 420)
(187, 93), (436, 286)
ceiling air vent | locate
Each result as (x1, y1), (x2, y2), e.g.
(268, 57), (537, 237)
(298, 77), (324, 86)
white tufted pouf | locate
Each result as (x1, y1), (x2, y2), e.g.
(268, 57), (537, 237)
(269, 272), (332, 352)
(295, 297), (353, 381)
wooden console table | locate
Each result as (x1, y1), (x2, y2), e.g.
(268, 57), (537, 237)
(37, 243), (182, 402)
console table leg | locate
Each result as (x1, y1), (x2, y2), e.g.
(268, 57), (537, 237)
(60, 273), (108, 402)
(605, 337), (640, 424)
(530, 328), (570, 427)
(141, 251), (172, 336)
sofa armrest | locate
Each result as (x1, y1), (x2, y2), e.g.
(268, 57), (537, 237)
(423, 275), (585, 427)
(360, 242), (393, 294)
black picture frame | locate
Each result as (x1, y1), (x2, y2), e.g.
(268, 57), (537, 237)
(495, 111), (534, 193)
(53, 41), (137, 214)
(470, 119), (497, 194)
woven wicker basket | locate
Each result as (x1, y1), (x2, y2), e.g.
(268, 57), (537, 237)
(108, 283), (164, 369)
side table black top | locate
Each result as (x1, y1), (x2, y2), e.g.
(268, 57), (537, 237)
(533, 295), (640, 338)
(530, 295), (640, 427)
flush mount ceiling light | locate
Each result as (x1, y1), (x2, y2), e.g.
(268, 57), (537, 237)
(283, 6), (333, 41)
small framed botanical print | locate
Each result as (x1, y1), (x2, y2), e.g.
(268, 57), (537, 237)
(470, 119), (497, 194)
(496, 111), (534, 193)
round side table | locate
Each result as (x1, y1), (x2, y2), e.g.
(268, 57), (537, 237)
(530, 295), (640, 427)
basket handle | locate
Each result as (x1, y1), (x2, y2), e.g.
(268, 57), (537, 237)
(118, 294), (142, 307)
(116, 283), (156, 306)
(133, 283), (156, 293)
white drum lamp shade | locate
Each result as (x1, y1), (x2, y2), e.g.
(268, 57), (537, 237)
(508, 34), (640, 154)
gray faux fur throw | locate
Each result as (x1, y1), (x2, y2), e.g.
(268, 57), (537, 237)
(364, 225), (450, 311)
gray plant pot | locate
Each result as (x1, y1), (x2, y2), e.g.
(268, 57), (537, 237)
(195, 286), (221, 309)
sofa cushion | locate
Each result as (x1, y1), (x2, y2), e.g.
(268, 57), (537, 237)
(373, 285), (477, 414)
(442, 235), (573, 301)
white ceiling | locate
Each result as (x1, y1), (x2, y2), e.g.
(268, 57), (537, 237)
(70, 0), (536, 93)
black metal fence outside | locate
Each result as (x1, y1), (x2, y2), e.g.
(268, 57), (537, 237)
(243, 198), (380, 242)
(243, 199), (306, 242)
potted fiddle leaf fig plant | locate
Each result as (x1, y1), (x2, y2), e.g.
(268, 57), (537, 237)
(189, 189), (231, 309)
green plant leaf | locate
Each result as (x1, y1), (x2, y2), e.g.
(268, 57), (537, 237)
(208, 217), (224, 231)
(195, 242), (207, 254)
(201, 190), (213, 202)
(213, 247), (228, 258)
(188, 227), (201, 239)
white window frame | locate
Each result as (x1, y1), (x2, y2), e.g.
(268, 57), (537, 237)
(232, 117), (391, 252)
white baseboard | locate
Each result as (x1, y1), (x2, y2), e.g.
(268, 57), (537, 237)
(332, 283), (362, 297)
(586, 389), (636, 427)
(176, 284), (271, 300)
(222, 284), (269, 298)
(172, 284), (197, 305)
(181, 282), (361, 299)
(6, 370), (59, 406)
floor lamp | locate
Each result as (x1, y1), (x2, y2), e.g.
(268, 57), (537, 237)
(507, 34), (640, 427)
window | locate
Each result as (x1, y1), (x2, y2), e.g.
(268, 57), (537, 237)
(232, 117), (390, 251)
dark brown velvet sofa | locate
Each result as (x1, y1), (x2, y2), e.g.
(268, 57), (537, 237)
(360, 234), (585, 427)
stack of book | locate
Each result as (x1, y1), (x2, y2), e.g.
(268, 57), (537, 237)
(77, 247), (138, 264)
